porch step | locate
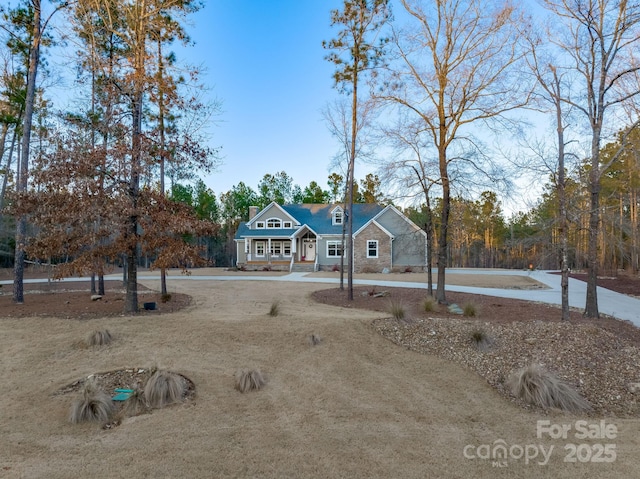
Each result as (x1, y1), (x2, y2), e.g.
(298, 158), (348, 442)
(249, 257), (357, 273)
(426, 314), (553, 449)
(290, 263), (315, 273)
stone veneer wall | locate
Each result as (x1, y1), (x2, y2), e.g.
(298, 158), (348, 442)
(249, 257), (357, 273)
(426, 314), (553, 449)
(353, 223), (392, 273)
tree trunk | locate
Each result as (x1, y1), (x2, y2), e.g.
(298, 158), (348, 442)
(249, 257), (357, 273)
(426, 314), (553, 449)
(346, 61), (358, 301)
(631, 189), (638, 273)
(125, 87), (143, 313)
(425, 201), (434, 297)
(157, 38), (168, 297)
(436, 145), (450, 304)
(584, 134), (601, 319)
(14, 1), (42, 304)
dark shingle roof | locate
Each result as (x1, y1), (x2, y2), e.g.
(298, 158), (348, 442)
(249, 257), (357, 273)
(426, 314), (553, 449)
(282, 203), (384, 235)
(235, 203), (385, 239)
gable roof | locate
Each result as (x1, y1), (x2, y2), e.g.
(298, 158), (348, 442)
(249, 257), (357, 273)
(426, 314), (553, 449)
(281, 203), (385, 235)
(235, 203), (388, 240)
(372, 205), (428, 237)
(247, 202), (297, 227)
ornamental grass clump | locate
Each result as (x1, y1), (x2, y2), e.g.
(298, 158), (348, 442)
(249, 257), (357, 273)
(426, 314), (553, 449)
(389, 299), (406, 321)
(87, 329), (113, 347)
(234, 368), (267, 393)
(470, 329), (492, 351)
(69, 379), (115, 424)
(308, 334), (323, 346)
(143, 369), (186, 409)
(122, 386), (148, 416)
(423, 298), (435, 312)
(463, 303), (477, 317)
(508, 363), (591, 412)
(269, 301), (280, 317)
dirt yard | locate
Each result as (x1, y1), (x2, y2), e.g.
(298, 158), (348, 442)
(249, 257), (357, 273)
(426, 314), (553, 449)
(1, 269), (640, 478)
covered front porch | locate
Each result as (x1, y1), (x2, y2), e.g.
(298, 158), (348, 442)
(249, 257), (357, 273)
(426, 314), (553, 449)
(241, 227), (318, 271)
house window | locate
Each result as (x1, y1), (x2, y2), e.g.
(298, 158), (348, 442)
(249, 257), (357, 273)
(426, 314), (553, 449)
(270, 241), (282, 255)
(256, 221), (265, 229)
(332, 210), (343, 225)
(283, 221), (292, 228)
(266, 218), (282, 228)
(268, 241), (291, 256)
(256, 241), (265, 257)
(367, 240), (378, 258)
(327, 241), (344, 257)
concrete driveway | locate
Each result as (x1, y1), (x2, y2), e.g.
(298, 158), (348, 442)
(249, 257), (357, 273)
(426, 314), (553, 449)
(3, 268), (639, 326)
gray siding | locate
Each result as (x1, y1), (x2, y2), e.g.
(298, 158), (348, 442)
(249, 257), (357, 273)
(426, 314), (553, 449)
(376, 209), (426, 268)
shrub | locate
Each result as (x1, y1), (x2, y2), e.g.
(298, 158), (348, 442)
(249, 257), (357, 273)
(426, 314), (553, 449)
(423, 298), (435, 312)
(332, 264), (340, 272)
(269, 301), (280, 317)
(161, 293), (172, 303)
(234, 368), (267, 393)
(308, 334), (323, 346)
(69, 379), (115, 424)
(508, 363), (591, 412)
(404, 266), (413, 273)
(87, 329), (113, 347)
(470, 329), (492, 351)
(463, 303), (477, 317)
(144, 369), (186, 409)
(389, 299), (406, 321)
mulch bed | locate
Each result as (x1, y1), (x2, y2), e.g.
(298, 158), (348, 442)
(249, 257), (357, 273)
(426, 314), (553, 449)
(311, 285), (640, 342)
(0, 281), (191, 319)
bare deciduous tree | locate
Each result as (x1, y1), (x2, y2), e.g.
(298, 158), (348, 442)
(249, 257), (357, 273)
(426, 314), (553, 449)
(541, 0), (640, 318)
(379, 0), (531, 303)
(380, 114), (439, 294)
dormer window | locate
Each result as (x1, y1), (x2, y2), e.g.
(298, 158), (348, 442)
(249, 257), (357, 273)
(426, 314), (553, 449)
(332, 209), (344, 226)
(266, 218), (282, 228)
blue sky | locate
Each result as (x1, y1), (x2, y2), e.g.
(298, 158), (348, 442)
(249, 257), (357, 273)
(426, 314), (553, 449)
(180, 1), (353, 198)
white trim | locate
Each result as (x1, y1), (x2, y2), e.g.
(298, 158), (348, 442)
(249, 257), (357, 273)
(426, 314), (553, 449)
(326, 240), (344, 258)
(373, 204), (428, 237)
(247, 202), (297, 227)
(292, 224), (320, 238)
(266, 217), (282, 228)
(269, 240), (292, 257)
(366, 240), (379, 258)
(255, 241), (266, 257)
(354, 219), (394, 239)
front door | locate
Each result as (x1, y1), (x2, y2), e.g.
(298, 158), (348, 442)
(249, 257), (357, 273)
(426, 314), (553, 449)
(302, 239), (316, 261)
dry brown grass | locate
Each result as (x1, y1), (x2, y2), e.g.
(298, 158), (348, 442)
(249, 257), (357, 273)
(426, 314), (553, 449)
(3, 276), (640, 478)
